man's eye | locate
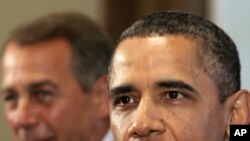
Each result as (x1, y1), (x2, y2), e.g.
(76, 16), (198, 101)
(4, 93), (18, 102)
(1, 90), (18, 102)
(165, 91), (184, 99)
(1, 91), (18, 109)
(33, 90), (53, 102)
(113, 96), (135, 106)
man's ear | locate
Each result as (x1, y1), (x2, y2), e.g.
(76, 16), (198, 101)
(230, 90), (250, 124)
(91, 75), (110, 120)
(247, 91), (250, 124)
(225, 90), (250, 137)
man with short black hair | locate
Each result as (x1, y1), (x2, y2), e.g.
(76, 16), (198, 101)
(108, 11), (250, 141)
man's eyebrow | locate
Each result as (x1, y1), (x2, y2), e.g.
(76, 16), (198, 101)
(0, 88), (16, 97)
(156, 80), (196, 92)
(109, 84), (134, 96)
(0, 80), (58, 96)
(29, 80), (58, 89)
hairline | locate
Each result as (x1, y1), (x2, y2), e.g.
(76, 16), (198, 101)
(1, 36), (96, 92)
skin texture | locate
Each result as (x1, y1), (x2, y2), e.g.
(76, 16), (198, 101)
(1, 38), (109, 141)
(109, 35), (249, 141)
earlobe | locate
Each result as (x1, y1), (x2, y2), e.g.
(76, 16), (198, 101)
(225, 90), (250, 137)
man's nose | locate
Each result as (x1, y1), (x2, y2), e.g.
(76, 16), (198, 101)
(10, 98), (39, 129)
(128, 96), (165, 138)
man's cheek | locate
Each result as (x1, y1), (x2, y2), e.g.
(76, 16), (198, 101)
(111, 112), (129, 139)
(47, 105), (66, 127)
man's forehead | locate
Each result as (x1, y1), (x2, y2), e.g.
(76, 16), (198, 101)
(113, 36), (200, 67)
(3, 39), (72, 67)
(109, 36), (204, 88)
(1, 39), (74, 89)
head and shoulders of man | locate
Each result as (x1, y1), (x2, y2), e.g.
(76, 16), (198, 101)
(1, 11), (113, 141)
(108, 11), (250, 141)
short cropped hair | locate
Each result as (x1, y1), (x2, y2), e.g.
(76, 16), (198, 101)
(2, 11), (113, 91)
(112, 11), (240, 102)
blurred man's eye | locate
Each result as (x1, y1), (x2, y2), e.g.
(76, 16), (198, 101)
(32, 89), (54, 103)
(3, 93), (18, 103)
(1, 89), (18, 102)
(1, 90), (18, 109)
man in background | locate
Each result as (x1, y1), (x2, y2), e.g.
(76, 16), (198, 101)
(0, 12), (113, 141)
(108, 11), (250, 141)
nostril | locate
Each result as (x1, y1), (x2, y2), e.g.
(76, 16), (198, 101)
(131, 131), (149, 138)
(151, 128), (166, 135)
(131, 132), (141, 138)
(128, 99), (166, 138)
(131, 129), (166, 138)
(128, 119), (166, 138)
(129, 123), (153, 138)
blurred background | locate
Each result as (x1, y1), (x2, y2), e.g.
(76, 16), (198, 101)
(0, 0), (249, 140)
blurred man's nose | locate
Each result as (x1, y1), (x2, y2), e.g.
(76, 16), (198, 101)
(9, 98), (39, 130)
(128, 96), (165, 138)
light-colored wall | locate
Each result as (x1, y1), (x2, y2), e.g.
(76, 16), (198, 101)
(209, 0), (250, 90)
(0, 0), (105, 46)
(0, 1), (104, 140)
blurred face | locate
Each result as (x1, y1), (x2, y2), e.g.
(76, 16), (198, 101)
(109, 36), (230, 141)
(1, 38), (100, 141)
